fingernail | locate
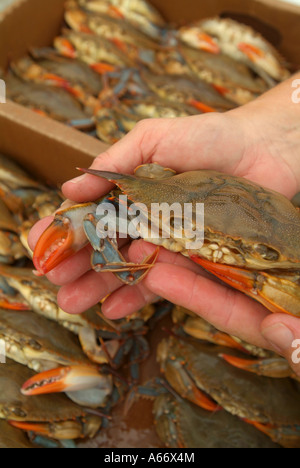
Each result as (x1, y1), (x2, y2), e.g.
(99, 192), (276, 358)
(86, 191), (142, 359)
(262, 323), (294, 354)
(67, 174), (87, 185)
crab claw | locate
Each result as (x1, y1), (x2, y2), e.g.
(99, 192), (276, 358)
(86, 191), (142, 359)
(188, 99), (216, 113)
(90, 63), (117, 74)
(190, 257), (290, 315)
(238, 43), (265, 62)
(197, 32), (220, 54)
(21, 365), (107, 396)
(243, 419), (299, 448)
(33, 203), (96, 274)
(0, 297), (30, 310)
(54, 37), (77, 59)
(220, 354), (292, 378)
(9, 420), (86, 440)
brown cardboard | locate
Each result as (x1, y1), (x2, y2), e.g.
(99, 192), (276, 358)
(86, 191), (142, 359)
(0, 0), (299, 183)
(0, 101), (107, 185)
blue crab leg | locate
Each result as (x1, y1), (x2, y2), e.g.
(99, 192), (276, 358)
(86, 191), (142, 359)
(83, 212), (159, 285)
(68, 117), (95, 129)
(111, 337), (134, 368)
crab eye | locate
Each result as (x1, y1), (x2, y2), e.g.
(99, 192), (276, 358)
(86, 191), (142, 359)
(254, 244), (279, 261)
(29, 339), (41, 351)
(9, 407), (27, 418)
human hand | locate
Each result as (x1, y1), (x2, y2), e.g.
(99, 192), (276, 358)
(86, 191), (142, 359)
(29, 73), (300, 376)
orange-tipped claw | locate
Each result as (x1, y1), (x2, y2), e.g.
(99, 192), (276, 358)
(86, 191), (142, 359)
(220, 354), (260, 371)
(212, 84), (231, 96)
(9, 419), (84, 440)
(111, 38), (128, 53)
(243, 419), (276, 438)
(56, 38), (77, 59)
(212, 333), (248, 353)
(220, 353), (292, 378)
(90, 63), (116, 74)
(190, 256), (289, 314)
(197, 32), (220, 54)
(21, 365), (104, 396)
(188, 99), (217, 113)
(32, 218), (75, 275)
(108, 5), (124, 19)
(238, 43), (265, 62)
(42, 73), (82, 98)
(192, 388), (221, 412)
(43, 73), (70, 86)
(190, 256), (255, 292)
(0, 297), (30, 310)
(9, 420), (50, 435)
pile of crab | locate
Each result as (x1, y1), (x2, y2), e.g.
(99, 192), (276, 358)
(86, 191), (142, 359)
(0, 152), (175, 448)
(1, 0), (290, 143)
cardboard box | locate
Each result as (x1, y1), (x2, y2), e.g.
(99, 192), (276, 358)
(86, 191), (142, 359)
(0, 0), (300, 183)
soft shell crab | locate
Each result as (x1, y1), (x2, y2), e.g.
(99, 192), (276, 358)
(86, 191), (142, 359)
(33, 164), (300, 317)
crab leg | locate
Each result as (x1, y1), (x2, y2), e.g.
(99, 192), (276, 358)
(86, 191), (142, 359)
(220, 354), (293, 379)
(182, 315), (249, 352)
(191, 257), (298, 315)
(84, 212), (159, 284)
(162, 358), (221, 412)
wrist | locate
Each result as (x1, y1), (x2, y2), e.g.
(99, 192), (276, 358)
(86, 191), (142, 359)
(229, 73), (300, 193)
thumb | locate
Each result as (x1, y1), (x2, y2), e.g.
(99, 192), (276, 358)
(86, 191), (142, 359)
(61, 118), (175, 203)
(261, 314), (300, 378)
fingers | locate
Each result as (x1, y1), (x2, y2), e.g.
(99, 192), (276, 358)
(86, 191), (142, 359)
(62, 114), (239, 203)
(261, 314), (300, 377)
(142, 262), (270, 349)
(100, 239), (271, 348)
(62, 118), (163, 203)
(101, 283), (159, 320)
(46, 246), (92, 286)
(57, 268), (123, 314)
(100, 239), (205, 319)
